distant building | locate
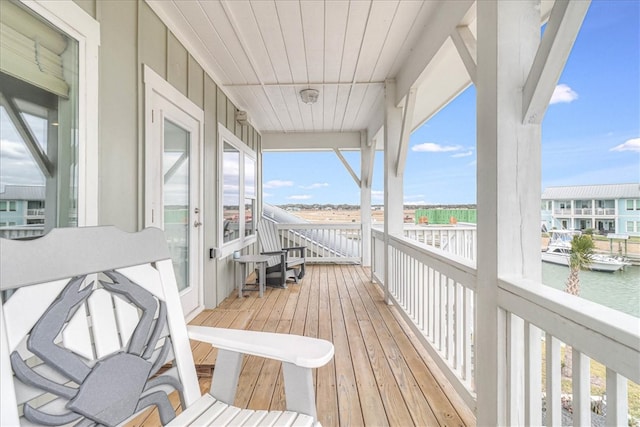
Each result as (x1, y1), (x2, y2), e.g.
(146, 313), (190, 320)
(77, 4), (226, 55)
(0, 185), (46, 227)
(541, 183), (640, 236)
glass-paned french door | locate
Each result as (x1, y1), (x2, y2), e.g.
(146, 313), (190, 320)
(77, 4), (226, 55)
(144, 68), (203, 319)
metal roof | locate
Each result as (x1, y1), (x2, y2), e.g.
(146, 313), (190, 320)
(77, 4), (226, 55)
(0, 185), (45, 201)
(541, 183), (640, 200)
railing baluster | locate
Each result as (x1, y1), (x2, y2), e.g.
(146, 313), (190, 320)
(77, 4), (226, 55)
(455, 282), (463, 373)
(464, 287), (473, 384)
(525, 321), (542, 426)
(545, 333), (561, 426)
(447, 278), (454, 362)
(434, 271), (441, 350)
(572, 348), (590, 427)
(605, 368), (628, 427)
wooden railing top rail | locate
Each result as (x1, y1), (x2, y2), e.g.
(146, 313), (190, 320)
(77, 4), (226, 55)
(274, 222), (362, 230)
(498, 276), (640, 384)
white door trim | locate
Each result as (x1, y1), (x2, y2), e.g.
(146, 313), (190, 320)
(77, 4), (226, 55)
(143, 65), (204, 321)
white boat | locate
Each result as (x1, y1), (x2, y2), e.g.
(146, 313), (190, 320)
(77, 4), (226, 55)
(542, 230), (627, 273)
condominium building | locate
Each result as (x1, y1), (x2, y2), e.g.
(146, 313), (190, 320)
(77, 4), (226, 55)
(541, 183), (640, 236)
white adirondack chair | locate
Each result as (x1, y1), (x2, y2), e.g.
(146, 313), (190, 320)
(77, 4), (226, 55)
(0, 226), (333, 426)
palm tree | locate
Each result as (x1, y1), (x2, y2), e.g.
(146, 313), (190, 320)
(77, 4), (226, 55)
(562, 234), (594, 379)
(565, 234), (595, 296)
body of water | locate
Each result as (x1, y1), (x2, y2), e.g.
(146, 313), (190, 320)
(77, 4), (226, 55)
(542, 262), (640, 318)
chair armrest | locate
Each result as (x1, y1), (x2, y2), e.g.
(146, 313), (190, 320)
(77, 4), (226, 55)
(261, 250), (286, 256)
(187, 326), (334, 368)
(283, 246), (306, 253)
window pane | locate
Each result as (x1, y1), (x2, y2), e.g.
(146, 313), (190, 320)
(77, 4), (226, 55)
(223, 142), (240, 243)
(245, 198), (255, 236)
(245, 156), (256, 198)
(0, 3), (79, 240)
(163, 119), (190, 292)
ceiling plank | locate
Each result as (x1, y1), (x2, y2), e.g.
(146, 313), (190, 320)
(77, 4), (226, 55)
(372, 0), (426, 82)
(251, 1), (293, 84)
(275, 1), (307, 84)
(339, 1), (371, 83)
(301, 1), (325, 84)
(223, 0), (277, 83)
(354, 1), (398, 83)
(324, 0), (349, 83)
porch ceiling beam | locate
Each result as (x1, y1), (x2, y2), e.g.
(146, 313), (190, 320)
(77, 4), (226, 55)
(0, 93), (54, 178)
(334, 149), (360, 188)
(450, 25), (477, 85)
(395, 0), (474, 106)
(224, 81), (385, 88)
(262, 132), (361, 151)
(522, 0), (591, 124)
(395, 87), (417, 176)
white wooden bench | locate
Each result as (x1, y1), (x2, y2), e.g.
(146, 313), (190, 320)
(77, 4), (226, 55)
(0, 226), (334, 426)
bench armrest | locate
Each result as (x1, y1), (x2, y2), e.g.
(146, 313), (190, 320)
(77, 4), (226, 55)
(187, 326), (334, 420)
(187, 326), (333, 368)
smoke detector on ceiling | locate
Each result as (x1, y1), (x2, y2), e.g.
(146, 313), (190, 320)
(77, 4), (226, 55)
(300, 88), (319, 104)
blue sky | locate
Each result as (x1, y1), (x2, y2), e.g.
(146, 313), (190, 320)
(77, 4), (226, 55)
(263, 0), (639, 206)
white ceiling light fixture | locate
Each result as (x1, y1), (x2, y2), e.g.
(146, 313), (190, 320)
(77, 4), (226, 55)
(300, 88), (319, 104)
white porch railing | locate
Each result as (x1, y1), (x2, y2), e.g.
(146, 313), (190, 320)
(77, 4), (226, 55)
(273, 222), (362, 263)
(0, 226), (44, 239)
(403, 224), (477, 261)
(372, 228), (640, 425)
(371, 228), (477, 408)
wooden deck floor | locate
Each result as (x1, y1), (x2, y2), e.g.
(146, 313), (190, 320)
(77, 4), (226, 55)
(133, 264), (475, 426)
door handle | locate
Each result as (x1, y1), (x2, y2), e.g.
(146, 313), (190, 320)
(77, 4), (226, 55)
(194, 220), (202, 227)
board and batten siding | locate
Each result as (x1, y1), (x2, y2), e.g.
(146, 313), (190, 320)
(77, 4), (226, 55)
(74, 0), (262, 307)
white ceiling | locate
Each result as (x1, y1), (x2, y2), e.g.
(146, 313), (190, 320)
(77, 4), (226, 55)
(147, 1), (553, 140)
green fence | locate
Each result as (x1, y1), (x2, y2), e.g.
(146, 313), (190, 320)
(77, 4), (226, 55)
(414, 208), (477, 224)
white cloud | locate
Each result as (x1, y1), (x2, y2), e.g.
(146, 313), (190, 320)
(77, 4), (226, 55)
(412, 142), (462, 153)
(549, 84), (578, 104)
(610, 138), (640, 153)
(451, 150), (473, 158)
(404, 200), (426, 205)
(263, 192), (273, 198)
(264, 179), (294, 189)
(288, 194), (312, 200)
(372, 190), (384, 200)
(299, 182), (329, 189)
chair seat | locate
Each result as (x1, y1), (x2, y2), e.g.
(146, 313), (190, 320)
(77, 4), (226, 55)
(168, 394), (316, 427)
(286, 257), (304, 268)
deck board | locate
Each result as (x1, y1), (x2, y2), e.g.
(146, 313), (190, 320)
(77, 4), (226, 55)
(128, 264), (475, 426)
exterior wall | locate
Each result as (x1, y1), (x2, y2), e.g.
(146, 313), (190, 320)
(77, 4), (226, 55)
(0, 201), (24, 225)
(618, 198), (640, 236)
(74, 0), (262, 307)
(543, 197), (640, 236)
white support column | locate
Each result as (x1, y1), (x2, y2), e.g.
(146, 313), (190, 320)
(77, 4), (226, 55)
(361, 131), (373, 267)
(384, 79), (403, 303)
(476, 1), (543, 425)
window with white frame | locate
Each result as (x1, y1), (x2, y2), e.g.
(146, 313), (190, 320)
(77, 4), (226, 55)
(219, 124), (256, 254)
(0, 1), (99, 238)
(626, 199), (640, 211)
